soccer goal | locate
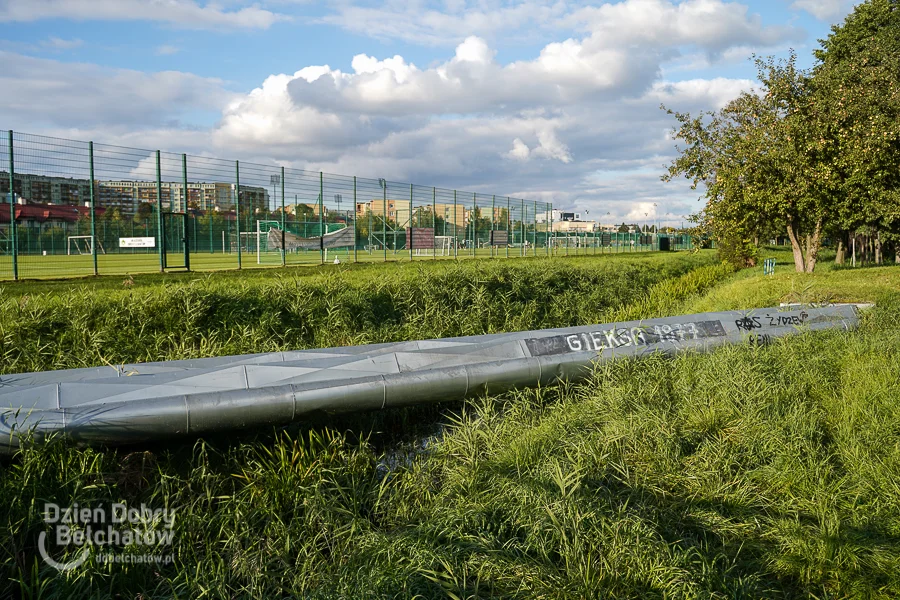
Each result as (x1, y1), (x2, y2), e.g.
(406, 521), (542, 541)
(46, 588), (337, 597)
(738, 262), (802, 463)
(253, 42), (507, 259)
(235, 221), (288, 264)
(67, 235), (106, 256)
(253, 220), (284, 264)
(434, 236), (453, 256)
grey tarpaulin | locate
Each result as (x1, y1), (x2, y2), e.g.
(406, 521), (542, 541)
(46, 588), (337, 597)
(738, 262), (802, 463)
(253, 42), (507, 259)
(266, 225), (354, 251)
(0, 305), (858, 452)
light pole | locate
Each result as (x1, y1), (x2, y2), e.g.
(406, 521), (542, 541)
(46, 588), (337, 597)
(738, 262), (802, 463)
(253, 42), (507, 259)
(270, 174), (280, 215)
(605, 211), (611, 252)
(583, 209), (590, 252)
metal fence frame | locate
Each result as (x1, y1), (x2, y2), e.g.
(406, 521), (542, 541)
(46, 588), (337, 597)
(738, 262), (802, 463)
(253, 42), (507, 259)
(0, 129), (691, 280)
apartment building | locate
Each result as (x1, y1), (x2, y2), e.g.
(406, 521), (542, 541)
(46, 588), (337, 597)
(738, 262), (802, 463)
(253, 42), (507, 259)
(98, 181), (268, 214)
(0, 171), (93, 205)
(2, 172), (269, 215)
(357, 200), (467, 228)
(552, 220), (598, 233)
(536, 209), (579, 224)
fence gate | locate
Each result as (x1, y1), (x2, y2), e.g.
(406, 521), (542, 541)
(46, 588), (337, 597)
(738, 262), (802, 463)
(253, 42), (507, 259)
(162, 212), (190, 271)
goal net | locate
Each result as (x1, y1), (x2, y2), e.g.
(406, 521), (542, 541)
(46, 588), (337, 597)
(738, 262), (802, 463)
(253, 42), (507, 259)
(67, 236), (106, 256)
(256, 220), (284, 264)
(434, 236), (453, 256)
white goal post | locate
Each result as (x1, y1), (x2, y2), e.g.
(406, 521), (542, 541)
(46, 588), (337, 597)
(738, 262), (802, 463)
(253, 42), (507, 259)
(236, 221), (285, 264)
(257, 220), (283, 264)
(434, 235), (453, 256)
(67, 235), (106, 256)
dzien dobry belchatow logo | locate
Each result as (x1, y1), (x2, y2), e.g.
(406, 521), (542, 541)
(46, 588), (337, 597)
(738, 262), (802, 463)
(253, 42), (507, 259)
(38, 502), (176, 570)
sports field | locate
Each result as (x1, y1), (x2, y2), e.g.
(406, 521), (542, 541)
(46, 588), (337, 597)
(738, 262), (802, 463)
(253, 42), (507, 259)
(0, 241), (664, 280)
(3, 249), (899, 598)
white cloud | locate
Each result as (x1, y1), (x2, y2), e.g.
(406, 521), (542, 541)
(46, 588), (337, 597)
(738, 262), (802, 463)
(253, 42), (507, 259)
(0, 0), (283, 30)
(626, 201), (662, 222)
(789, 0), (854, 21)
(0, 51), (231, 128)
(2, 0), (785, 222)
(564, 0), (802, 54)
(318, 0), (569, 46)
(649, 77), (757, 109)
(507, 138), (531, 161)
(155, 45), (181, 56)
(200, 11), (763, 220)
(278, 35), (658, 122)
(42, 37), (84, 50)
(320, 0), (803, 52)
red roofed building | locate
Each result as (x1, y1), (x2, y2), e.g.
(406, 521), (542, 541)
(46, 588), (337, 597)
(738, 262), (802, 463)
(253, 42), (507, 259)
(0, 199), (106, 232)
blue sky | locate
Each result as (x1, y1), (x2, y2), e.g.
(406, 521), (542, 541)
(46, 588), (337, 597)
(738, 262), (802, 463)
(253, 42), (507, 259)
(0, 0), (857, 224)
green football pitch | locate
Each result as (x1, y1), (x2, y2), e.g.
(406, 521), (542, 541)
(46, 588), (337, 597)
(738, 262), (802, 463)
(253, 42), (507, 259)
(0, 243), (657, 280)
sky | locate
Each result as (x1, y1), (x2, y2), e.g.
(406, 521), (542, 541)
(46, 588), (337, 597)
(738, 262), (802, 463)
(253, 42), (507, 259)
(0, 0), (859, 226)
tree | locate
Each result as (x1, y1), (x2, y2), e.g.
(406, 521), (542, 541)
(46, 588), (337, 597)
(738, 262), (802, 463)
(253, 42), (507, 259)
(811, 0), (900, 263)
(617, 223), (630, 233)
(134, 202), (154, 222)
(664, 53), (837, 272)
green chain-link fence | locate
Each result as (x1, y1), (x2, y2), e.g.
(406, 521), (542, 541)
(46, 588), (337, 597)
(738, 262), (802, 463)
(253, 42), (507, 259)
(0, 129), (692, 280)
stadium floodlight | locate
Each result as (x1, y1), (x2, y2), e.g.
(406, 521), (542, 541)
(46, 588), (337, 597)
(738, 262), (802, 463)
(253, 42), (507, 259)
(270, 174), (280, 212)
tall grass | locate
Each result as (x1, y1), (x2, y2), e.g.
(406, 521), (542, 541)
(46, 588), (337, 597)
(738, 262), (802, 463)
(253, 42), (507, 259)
(0, 252), (717, 373)
(2, 253), (899, 599)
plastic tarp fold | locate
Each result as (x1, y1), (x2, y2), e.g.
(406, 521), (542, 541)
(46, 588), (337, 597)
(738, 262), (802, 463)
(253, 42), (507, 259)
(266, 225), (354, 250)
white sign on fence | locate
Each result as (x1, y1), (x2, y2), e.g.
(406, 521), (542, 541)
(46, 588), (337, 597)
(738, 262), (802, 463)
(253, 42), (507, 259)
(119, 237), (156, 248)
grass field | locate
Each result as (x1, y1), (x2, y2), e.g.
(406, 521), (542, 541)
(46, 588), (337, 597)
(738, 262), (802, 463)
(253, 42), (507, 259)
(2, 249), (899, 598)
(0, 242), (665, 281)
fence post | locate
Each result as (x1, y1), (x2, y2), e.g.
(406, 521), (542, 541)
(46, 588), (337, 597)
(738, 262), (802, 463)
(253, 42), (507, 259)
(490, 195), (495, 259)
(506, 196), (510, 259)
(319, 171), (325, 264)
(432, 186), (436, 261)
(549, 205), (553, 257)
(156, 150), (164, 272)
(7, 131), (16, 280)
(521, 199), (526, 257)
(235, 160), (242, 269)
(453, 190), (457, 259)
(528, 201), (533, 256)
(409, 184), (414, 261)
(382, 179), (387, 263)
(181, 153), (190, 271)
(278, 167), (285, 266)
(88, 141), (98, 275)
(471, 192), (476, 258)
(353, 176), (358, 264)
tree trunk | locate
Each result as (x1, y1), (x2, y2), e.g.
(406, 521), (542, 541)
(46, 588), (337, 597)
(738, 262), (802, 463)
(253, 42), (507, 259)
(835, 237), (845, 265)
(803, 218), (823, 273)
(875, 231), (882, 265)
(786, 221), (805, 273)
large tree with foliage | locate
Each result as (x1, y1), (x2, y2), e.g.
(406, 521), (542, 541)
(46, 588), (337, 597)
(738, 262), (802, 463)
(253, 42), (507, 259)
(664, 0), (900, 271)
(811, 0), (900, 263)
(664, 53), (836, 272)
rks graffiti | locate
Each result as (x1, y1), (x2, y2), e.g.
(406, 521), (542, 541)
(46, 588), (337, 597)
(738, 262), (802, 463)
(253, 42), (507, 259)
(735, 312), (809, 332)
